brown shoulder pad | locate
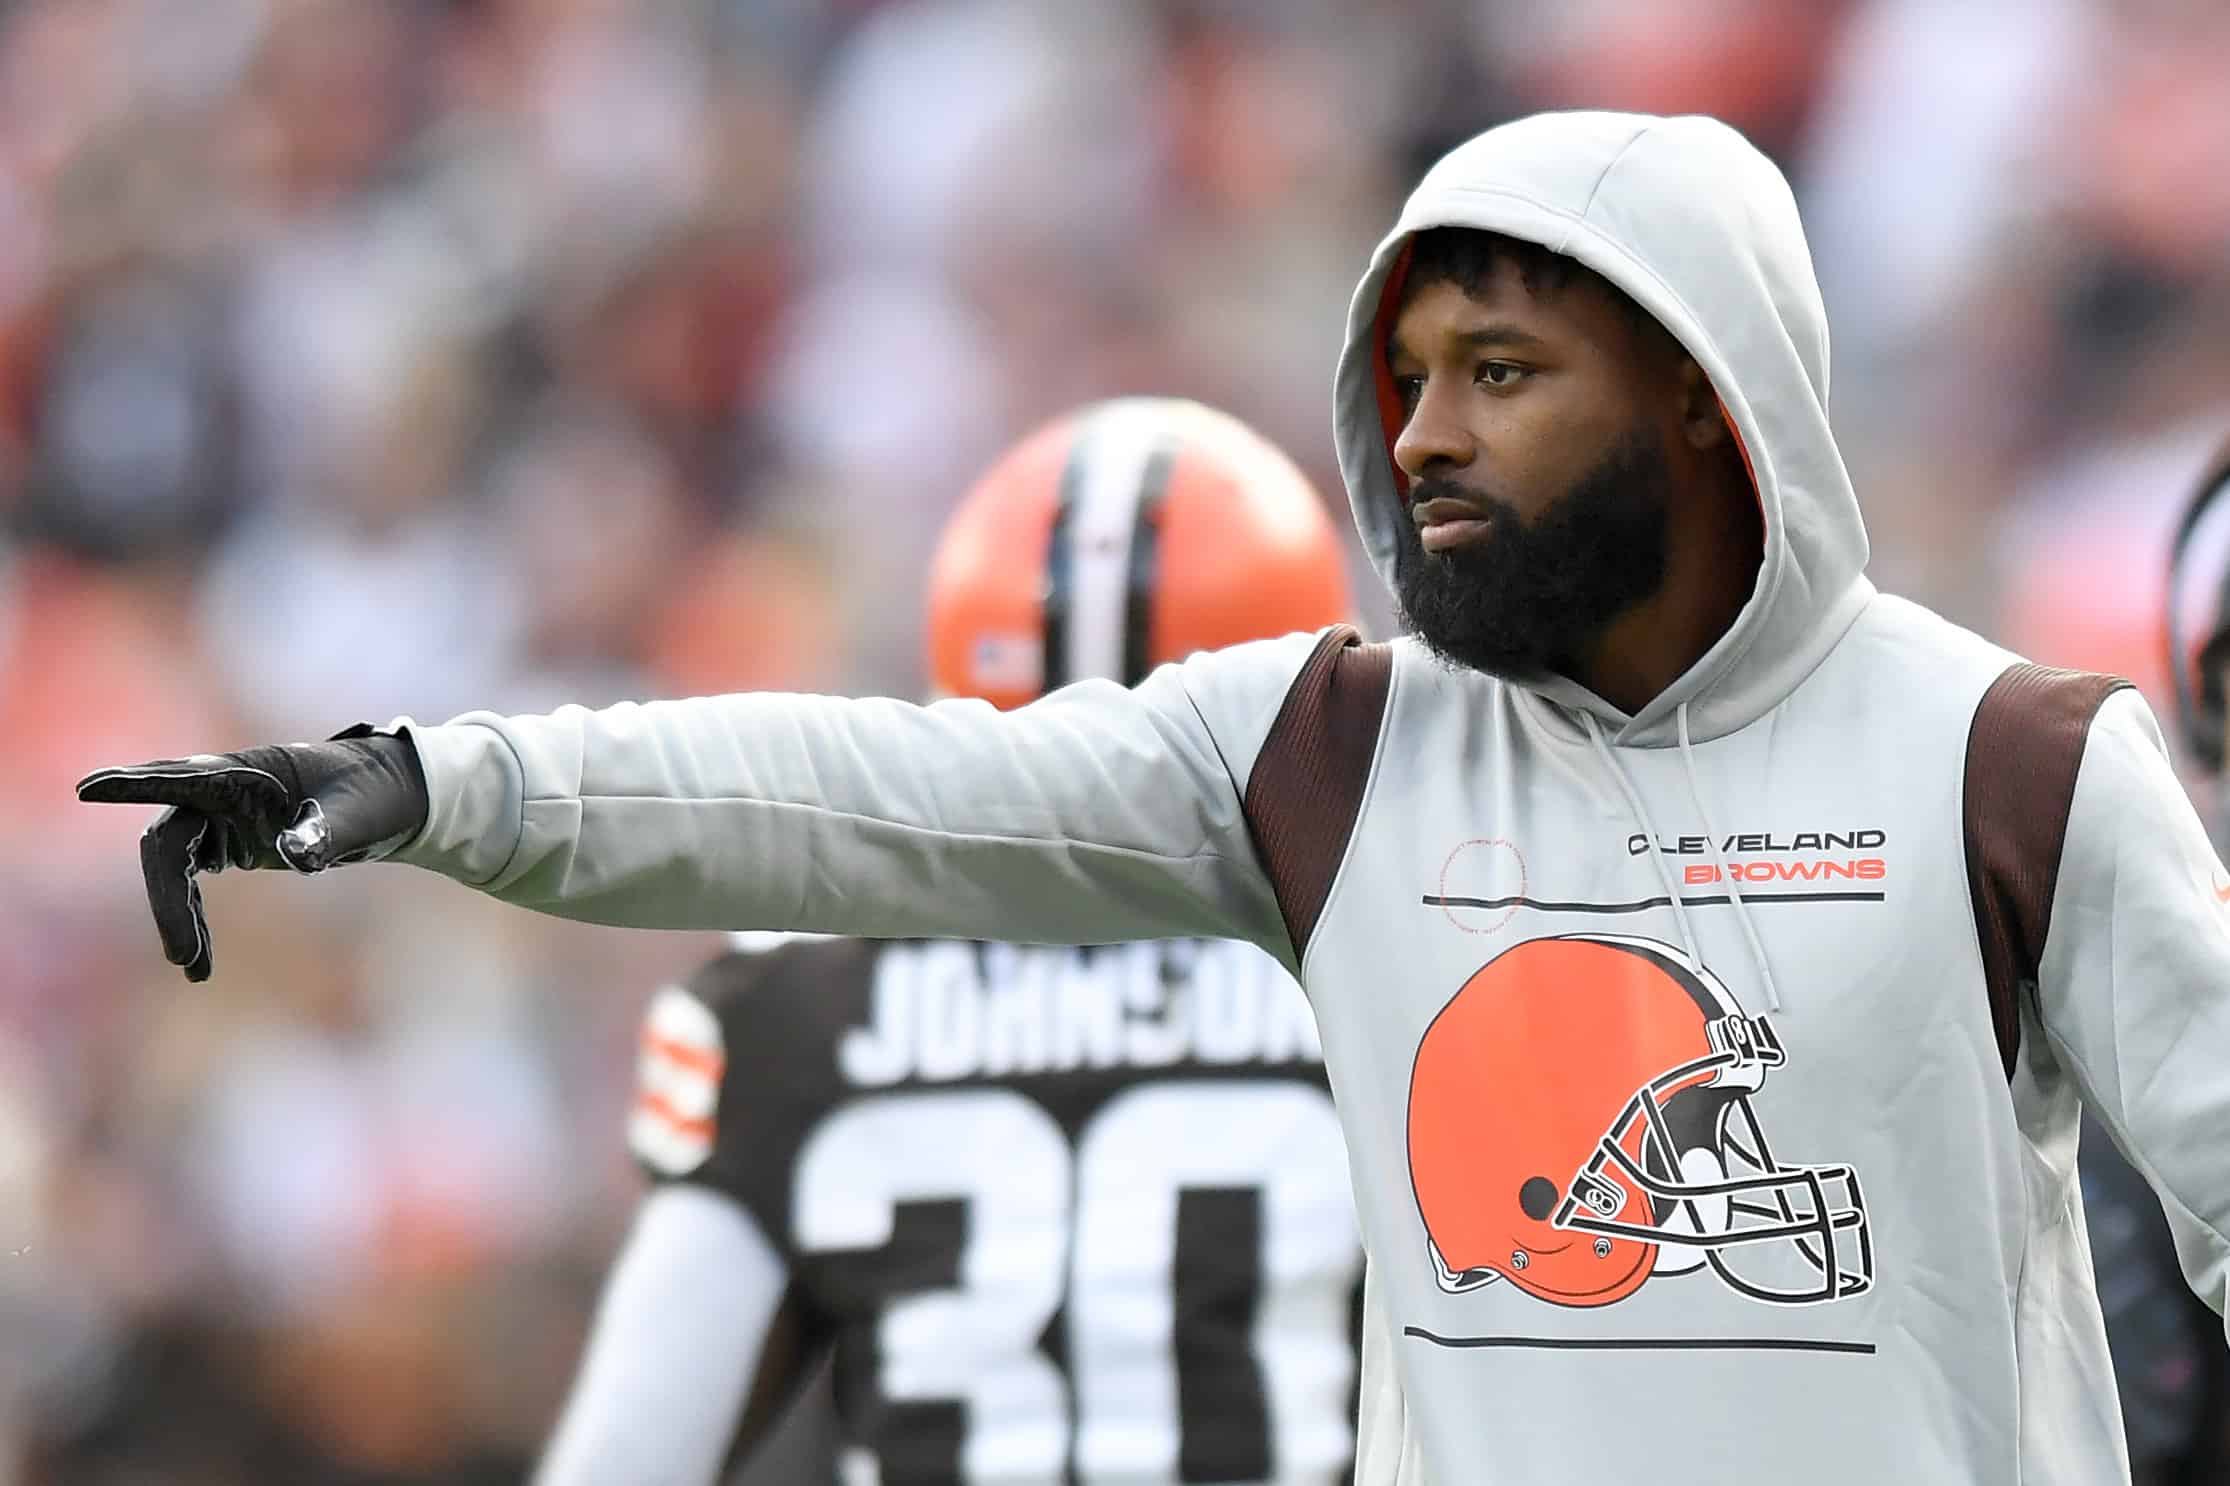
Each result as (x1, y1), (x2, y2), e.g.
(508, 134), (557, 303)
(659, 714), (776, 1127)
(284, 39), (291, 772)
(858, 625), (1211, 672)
(1963, 663), (2133, 1080)
(1243, 626), (1395, 965)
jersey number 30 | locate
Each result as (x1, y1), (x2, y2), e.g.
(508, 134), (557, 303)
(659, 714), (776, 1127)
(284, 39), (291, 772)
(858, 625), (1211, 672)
(793, 1081), (1360, 1484)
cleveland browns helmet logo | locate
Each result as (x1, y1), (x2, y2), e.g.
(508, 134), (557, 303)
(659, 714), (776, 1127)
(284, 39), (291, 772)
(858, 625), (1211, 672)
(1407, 934), (1871, 1308)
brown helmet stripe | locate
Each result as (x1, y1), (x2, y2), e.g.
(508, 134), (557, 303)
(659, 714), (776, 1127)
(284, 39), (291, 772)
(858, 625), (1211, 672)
(1120, 441), (1178, 686)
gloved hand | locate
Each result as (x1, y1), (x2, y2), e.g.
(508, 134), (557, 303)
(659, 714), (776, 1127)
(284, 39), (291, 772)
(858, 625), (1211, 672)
(76, 727), (429, 982)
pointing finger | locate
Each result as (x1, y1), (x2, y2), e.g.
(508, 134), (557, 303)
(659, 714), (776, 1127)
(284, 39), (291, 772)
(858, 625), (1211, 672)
(137, 808), (213, 976)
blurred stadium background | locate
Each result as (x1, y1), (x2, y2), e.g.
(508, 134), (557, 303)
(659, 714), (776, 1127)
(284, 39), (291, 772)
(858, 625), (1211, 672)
(3, 0), (2229, 1480)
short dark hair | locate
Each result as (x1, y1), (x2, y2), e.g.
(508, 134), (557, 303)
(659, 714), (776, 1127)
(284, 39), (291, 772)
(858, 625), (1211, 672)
(1400, 227), (1672, 353)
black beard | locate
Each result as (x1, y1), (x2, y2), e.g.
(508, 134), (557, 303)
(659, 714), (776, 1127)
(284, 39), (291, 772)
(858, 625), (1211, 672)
(1393, 427), (1674, 683)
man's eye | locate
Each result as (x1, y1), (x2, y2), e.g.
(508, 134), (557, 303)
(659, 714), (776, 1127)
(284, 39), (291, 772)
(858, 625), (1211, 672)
(1394, 376), (1424, 410)
(1479, 361), (1528, 388)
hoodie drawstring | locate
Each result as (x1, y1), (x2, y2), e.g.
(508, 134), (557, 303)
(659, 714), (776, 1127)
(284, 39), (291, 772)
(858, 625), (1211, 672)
(1581, 714), (1704, 973)
(1677, 703), (1783, 1012)
(1581, 706), (1785, 1014)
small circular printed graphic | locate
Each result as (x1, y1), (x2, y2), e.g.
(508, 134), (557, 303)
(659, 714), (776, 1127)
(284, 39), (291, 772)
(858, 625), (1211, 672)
(1436, 838), (1528, 935)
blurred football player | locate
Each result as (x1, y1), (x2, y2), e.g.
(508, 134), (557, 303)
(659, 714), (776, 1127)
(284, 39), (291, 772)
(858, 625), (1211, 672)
(2126, 434), (2230, 1486)
(532, 398), (1366, 1485)
(2168, 437), (2230, 839)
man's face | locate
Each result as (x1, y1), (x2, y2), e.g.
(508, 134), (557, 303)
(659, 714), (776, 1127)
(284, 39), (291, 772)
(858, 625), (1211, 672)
(1385, 264), (1679, 682)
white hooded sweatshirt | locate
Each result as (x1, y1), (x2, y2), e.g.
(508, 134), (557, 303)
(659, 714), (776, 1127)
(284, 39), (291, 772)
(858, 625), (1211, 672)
(390, 113), (2230, 1484)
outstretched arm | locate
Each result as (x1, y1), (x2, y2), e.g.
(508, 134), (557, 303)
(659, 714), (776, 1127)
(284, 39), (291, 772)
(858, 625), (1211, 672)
(398, 634), (1316, 950)
(79, 630), (1354, 979)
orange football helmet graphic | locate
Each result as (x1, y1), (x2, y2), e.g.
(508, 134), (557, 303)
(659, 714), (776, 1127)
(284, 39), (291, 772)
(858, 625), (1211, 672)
(1407, 934), (1871, 1308)
(926, 397), (1352, 709)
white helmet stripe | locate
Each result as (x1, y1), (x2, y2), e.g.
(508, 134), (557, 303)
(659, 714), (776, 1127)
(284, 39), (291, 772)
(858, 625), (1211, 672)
(1051, 399), (1169, 688)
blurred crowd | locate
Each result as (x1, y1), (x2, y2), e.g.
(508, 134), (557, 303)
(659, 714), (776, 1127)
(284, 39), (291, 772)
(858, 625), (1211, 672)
(3, 0), (2229, 1480)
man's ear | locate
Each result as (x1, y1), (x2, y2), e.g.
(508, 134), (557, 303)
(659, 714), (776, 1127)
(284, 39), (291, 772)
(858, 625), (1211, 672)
(1678, 360), (1729, 451)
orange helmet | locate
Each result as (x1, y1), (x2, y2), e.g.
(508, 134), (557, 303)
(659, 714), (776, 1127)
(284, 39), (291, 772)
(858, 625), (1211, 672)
(1407, 934), (1871, 1309)
(926, 397), (1353, 708)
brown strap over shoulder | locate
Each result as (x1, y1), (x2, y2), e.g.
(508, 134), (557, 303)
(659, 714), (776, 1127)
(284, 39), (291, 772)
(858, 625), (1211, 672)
(1963, 663), (2133, 1081)
(1243, 626), (1395, 966)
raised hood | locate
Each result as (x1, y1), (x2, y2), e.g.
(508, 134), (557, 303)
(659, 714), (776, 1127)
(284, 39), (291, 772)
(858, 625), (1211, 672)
(1333, 111), (1874, 745)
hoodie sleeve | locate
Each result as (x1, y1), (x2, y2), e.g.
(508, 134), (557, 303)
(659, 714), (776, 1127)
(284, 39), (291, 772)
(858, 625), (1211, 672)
(2034, 688), (2230, 1330)
(387, 630), (1328, 961)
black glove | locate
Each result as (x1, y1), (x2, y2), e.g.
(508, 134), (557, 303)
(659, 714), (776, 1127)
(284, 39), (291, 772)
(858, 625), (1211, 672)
(76, 727), (429, 982)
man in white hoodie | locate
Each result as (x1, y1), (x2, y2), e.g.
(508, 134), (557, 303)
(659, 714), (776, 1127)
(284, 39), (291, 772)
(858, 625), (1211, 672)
(81, 111), (2230, 1485)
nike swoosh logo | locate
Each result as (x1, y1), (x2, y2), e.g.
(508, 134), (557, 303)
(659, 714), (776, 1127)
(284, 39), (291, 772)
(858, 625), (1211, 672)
(2213, 879), (2230, 904)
